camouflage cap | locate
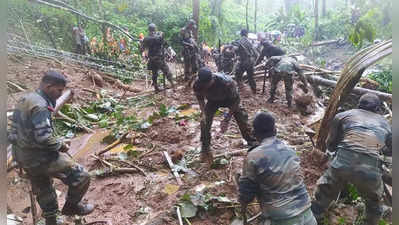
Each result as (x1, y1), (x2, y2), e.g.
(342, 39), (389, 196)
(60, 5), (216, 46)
(41, 70), (67, 86)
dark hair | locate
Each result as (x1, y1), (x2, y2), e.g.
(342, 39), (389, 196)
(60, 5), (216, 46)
(358, 93), (381, 112)
(41, 70), (67, 86)
(198, 67), (213, 83)
(148, 23), (157, 32)
(253, 112), (276, 139)
(240, 29), (248, 37)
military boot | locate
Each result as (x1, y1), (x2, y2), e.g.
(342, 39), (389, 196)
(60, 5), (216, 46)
(61, 202), (94, 216)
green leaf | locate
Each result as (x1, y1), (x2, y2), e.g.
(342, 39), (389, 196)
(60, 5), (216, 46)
(179, 202), (197, 218)
(124, 144), (134, 150)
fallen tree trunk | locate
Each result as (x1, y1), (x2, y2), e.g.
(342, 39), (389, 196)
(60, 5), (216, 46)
(299, 64), (340, 74)
(251, 73), (390, 101)
(308, 75), (392, 102)
(32, 0), (139, 42)
(311, 39), (340, 46)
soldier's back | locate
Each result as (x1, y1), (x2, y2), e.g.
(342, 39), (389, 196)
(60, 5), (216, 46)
(335, 109), (391, 156)
(247, 137), (310, 219)
(144, 33), (164, 57)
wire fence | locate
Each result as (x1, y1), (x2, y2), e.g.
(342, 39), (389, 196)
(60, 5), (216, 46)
(7, 38), (148, 80)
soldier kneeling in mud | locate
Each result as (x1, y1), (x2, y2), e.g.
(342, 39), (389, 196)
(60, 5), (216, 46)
(8, 71), (94, 225)
(311, 93), (392, 225)
(193, 67), (257, 164)
(265, 55), (309, 107)
(239, 112), (317, 225)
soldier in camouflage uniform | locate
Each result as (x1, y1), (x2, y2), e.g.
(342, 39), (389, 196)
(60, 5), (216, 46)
(311, 93), (392, 225)
(142, 23), (175, 92)
(239, 112), (316, 225)
(265, 56), (308, 107)
(193, 67), (256, 164)
(221, 44), (236, 74)
(180, 19), (200, 82)
(255, 41), (286, 66)
(8, 71), (94, 225)
(233, 29), (257, 94)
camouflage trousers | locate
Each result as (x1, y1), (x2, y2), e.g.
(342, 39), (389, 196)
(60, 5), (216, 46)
(311, 149), (384, 225)
(200, 100), (256, 152)
(183, 51), (199, 82)
(148, 57), (174, 91)
(236, 61), (256, 94)
(24, 153), (90, 219)
(269, 70), (293, 105)
(262, 208), (317, 225)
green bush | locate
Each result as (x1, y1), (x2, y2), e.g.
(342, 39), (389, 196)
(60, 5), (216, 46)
(368, 67), (392, 93)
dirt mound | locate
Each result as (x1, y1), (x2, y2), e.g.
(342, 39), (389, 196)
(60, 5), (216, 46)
(8, 55), (391, 225)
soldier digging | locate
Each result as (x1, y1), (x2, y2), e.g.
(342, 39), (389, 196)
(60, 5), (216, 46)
(193, 67), (257, 164)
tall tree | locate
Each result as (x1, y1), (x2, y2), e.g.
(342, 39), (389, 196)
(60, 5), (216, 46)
(193, 0), (200, 41)
(245, 0), (249, 31)
(322, 0), (326, 17)
(314, 0), (320, 40)
(254, 0), (257, 32)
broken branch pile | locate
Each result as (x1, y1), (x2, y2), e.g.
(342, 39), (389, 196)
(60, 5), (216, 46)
(7, 39), (146, 81)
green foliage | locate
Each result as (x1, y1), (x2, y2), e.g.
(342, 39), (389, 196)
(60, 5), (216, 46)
(9, 0), (392, 58)
(348, 9), (378, 48)
(346, 183), (360, 203)
(318, 5), (352, 40)
(368, 66), (392, 93)
(265, 5), (311, 33)
(337, 217), (346, 225)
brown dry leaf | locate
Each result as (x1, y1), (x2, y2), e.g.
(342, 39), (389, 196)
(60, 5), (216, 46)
(163, 184), (180, 195)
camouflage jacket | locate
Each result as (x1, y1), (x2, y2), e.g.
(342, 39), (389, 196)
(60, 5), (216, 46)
(255, 42), (285, 65)
(8, 90), (63, 168)
(193, 72), (240, 108)
(233, 37), (256, 64)
(327, 109), (391, 160)
(180, 26), (198, 53)
(142, 31), (168, 59)
(239, 137), (311, 220)
(266, 56), (308, 87)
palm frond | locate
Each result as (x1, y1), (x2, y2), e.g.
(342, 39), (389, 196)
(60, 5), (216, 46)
(316, 39), (392, 152)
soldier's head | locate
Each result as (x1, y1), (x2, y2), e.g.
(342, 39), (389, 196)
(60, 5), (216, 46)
(148, 23), (157, 32)
(253, 111), (276, 141)
(197, 67), (214, 88)
(240, 29), (248, 37)
(358, 93), (381, 112)
(187, 19), (196, 29)
(39, 70), (67, 101)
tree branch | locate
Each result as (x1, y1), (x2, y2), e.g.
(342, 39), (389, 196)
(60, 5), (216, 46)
(32, 0), (139, 41)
